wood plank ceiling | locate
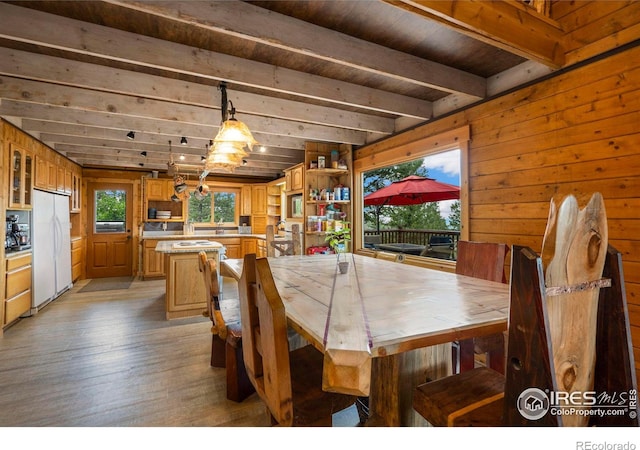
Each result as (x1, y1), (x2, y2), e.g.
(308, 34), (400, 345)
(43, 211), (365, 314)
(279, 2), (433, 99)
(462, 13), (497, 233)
(0, 0), (562, 180)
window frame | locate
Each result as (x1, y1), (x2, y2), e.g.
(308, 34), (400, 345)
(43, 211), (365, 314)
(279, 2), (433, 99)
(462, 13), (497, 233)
(186, 183), (242, 226)
(353, 126), (470, 267)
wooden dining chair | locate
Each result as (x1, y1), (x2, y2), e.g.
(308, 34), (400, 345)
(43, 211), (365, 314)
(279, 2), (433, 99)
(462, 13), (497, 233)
(198, 251), (254, 402)
(414, 193), (638, 427)
(266, 224), (301, 257)
(238, 253), (357, 426)
(454, 241), (509, 374)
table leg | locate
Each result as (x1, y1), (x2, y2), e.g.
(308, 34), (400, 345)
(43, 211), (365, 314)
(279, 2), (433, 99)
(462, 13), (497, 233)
(369, 343), (452, 426)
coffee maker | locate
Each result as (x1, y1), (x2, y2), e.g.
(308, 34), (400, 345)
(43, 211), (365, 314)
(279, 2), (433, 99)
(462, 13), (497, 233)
(5, 215), (31, 252)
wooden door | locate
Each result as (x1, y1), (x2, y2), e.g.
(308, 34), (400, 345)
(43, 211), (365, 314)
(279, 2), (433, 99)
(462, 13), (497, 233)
(86, 182), (133, 278)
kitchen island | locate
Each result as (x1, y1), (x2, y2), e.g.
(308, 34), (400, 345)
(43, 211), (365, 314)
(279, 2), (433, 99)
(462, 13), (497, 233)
(155, 240), (225, 320)
(142, 233), (268, 279)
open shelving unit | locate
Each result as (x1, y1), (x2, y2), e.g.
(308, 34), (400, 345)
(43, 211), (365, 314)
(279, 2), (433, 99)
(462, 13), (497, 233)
(302, 142), (352, 253)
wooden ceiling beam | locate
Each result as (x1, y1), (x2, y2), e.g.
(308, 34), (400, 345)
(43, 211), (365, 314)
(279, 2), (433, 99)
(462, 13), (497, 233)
(20, 119), (307, 151)
(390, 0), (565, 68)
(110, 0), (486, 98)
(42, 135), (302, 163)
(0, 48), (394, 134)
(0, 2), (433, 119)
(0, 76), (368, 144)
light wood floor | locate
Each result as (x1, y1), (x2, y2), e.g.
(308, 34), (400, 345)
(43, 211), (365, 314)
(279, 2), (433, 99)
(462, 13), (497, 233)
(0, 277), (276, 427)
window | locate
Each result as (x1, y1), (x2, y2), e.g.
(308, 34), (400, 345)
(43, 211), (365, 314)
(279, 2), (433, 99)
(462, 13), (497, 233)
(362, 150), (460, 260)
(187, 187), (240, 225)
(354, 125), (469, 261)
(94, 189), (126, 233)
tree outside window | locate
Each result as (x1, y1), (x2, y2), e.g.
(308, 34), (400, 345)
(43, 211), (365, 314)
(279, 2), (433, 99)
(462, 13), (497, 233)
(95, 189), (126, 232)
(188, 188), (239, 225)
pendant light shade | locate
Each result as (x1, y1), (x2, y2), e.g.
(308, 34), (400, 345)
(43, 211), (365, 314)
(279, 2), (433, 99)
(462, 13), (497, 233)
(204, 82), (257, 173)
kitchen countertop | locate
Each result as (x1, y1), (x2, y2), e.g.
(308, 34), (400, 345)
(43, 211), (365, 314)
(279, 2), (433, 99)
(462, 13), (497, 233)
(142, 232), (267, 240)
(155, 240), (226, 254)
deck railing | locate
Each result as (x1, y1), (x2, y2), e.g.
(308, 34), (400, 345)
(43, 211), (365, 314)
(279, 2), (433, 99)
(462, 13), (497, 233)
(363, 229), (460, 260)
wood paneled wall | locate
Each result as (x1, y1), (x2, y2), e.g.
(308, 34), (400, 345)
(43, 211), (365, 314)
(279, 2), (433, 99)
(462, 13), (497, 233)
(355, 44), (640, 381)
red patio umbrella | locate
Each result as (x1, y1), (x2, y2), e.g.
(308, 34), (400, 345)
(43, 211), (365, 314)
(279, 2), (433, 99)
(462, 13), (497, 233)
(364, 175), (460, 206)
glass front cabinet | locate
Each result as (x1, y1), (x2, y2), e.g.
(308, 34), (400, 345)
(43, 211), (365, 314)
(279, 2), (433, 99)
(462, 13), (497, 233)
(8, 145), (33, 209)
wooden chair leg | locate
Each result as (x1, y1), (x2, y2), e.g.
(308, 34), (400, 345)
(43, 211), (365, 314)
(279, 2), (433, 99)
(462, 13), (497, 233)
(225, 341), (255, 402)
(485, 339), (505, 375)
(458, 339), (475, 372)
(211, 334), (226, 368)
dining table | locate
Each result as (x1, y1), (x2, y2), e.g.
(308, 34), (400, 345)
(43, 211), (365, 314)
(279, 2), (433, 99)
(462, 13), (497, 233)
(221, 253), (510, 426)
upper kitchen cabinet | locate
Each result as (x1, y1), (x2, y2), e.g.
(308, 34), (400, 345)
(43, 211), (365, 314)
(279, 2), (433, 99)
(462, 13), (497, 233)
(146, 179), (170, 200)
(240, 185), (252, 216)
(70, 170), (82, 213)
(143, 178), (185, 222)
(7, 144), (33, 209)
(285, 164), (304, 193)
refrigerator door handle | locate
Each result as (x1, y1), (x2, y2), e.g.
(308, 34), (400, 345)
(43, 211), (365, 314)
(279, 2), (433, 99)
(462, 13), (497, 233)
(53, 215), (60, 255)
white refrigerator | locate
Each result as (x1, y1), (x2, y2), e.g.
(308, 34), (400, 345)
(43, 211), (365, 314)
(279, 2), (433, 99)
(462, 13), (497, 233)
(32, 190), (73, 313)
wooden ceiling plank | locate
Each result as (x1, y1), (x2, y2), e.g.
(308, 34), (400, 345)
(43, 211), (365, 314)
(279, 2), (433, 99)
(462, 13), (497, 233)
(110, 0), (486, 98)
(0, 47), (394, 134)
(20, 119), (307, 151)
(0, 2), (433, 119)
(0, 76), (368, 144)
(391, 0), (565, 68)
(42, 135), (302, 162)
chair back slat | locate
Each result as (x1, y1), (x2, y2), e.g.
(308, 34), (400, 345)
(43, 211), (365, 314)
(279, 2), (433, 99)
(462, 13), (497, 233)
(239, 254), (263, 384)
(266, 224), (302, 257)
(198, 251), (227, 338)
(239, 254), (294, 425)
(254, 257), (294, 425)
(455, 241), (508, 283)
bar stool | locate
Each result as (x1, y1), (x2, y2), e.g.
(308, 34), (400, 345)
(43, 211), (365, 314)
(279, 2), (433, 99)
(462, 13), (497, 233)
(266, 224), (301, 257)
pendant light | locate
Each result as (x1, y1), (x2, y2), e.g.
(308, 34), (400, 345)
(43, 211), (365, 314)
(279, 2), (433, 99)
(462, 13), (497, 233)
(204, 82), (257, 173)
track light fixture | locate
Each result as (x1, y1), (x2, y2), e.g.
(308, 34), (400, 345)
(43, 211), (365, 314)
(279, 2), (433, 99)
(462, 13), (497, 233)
(126, 131), (135, 140)
(140, 151), (147, 157)
(180, 136), (188, 145)
(242, 159), (248, 166)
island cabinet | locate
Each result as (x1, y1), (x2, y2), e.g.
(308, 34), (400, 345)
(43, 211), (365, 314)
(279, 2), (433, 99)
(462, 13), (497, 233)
(4, 252), (32, 327)
(155, 241), (224, 320)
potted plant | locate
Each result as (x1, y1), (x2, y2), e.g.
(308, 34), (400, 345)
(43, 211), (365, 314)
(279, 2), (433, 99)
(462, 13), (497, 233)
(324, 221), (351, 274)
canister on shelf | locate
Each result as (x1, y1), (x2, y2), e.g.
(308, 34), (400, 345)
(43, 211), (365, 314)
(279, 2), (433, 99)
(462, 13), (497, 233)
(318, 156), (325, 169)
(331, 150), (339, 168)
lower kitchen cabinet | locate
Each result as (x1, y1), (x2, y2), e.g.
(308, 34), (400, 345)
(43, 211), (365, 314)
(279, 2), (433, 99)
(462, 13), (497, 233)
(211, 237), (241, 259)
(143, 239), (165, 278)
(71, 238), (84, 282)
(242, 238), (257, 256)
(4, 252), (32, 326)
